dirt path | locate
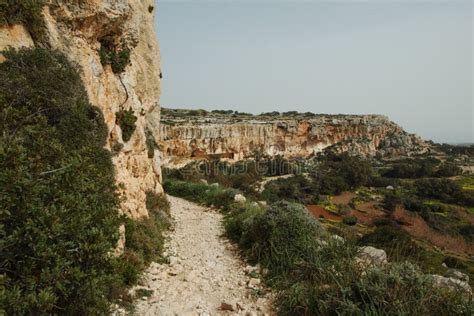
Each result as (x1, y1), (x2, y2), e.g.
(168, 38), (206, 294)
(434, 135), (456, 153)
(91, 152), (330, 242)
(133, 196), (272, 316)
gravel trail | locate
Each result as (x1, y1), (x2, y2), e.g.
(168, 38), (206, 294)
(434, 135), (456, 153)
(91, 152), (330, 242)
(133, 195), (272, 316)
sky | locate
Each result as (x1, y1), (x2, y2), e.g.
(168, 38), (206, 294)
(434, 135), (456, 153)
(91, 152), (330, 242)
(154, 0), (473, 143)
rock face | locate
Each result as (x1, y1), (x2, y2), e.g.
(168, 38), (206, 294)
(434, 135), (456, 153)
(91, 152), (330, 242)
(159, 111), (428, 166)
(0, 1), (162, 219)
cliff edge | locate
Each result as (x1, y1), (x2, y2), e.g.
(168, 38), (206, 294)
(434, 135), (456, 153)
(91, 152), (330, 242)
(160, 109), (429, 166)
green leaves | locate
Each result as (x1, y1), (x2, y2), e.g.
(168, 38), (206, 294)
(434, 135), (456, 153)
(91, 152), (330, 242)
(115, 109), (137, 142)
(0, 48), (120, 314)
(99, 40), (131, 74)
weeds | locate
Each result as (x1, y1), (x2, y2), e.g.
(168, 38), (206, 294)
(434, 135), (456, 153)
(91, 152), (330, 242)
(116, 109), (137, 142)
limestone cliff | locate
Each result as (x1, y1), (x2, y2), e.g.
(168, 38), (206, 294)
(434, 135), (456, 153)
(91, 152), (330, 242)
(0, 0), (162, 219)
(160, 110), (428, 166)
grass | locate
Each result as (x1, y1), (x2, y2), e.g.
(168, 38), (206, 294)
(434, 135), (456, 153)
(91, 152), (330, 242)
(456, 175), (474, 191)
(111, 192), (170, 305)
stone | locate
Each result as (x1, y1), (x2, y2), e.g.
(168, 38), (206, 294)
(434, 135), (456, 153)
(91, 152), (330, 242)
(445, 269), (469, 283)
(234, 194), (247, 203)
(219, 302), (235, 311)
(168, 256), (178, 265)
(356, 246), (387, 267)
(430, 274), (472, 294)
(236, 302), (245, 310)
(331, 235), (345, 243)
(247, 278), (261, 289)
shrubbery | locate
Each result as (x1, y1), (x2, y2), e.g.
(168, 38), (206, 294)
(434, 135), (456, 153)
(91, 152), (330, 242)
(165, 179), (473, 315)
(99, 38), (131, 74)
(384, 158), (462, 178)
(0, 48), (121, 314)
(222, 197), (473, 315)
(116, 109), (137, 142)
(315, 152), (373, 194)
(262, 175), (319, 204)
(163, 179), (239, 211)
(414, 178), (474, 207)
(0, 0), (46, 41)
(120, 192), (170, 283)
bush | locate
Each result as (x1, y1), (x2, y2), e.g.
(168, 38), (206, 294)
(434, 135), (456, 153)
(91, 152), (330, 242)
(163, 179), (239, 211)
(99, 38), (131, 74)
(0, 48), (121, 314)
(262, 175), (319, 204)
(342, 215), (358, 225)
(116, 109), (137, 142)
(124, 209), (168, 267)
(231, 201), (325, 275)
(368, 176), (398, 188)
(414, 178), (474, 207)
(384, 158), (439, 178)
(436, 163), (463, 177)
(313, 152), (373, 194)
(0, 0), (46, 41)
(173, 180), (473, 315)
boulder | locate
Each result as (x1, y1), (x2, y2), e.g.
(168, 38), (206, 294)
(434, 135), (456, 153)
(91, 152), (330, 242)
(247, 278), (261, 289)
(445, 269), (469, 283)
(430, 274), (472, 294)
(356, 246), (387, 267)
(234, 194), (247, 203)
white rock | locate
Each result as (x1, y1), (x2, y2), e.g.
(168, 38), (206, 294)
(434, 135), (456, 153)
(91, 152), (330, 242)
(247, 278), (261, 289)
(356, 246), (387, 266)
(430, 274), (472, 294)
(445, 269), (469, 283)
(234, 194), (247, 203)
(331, 235), (345, 243)
(169, 256), (178, 265)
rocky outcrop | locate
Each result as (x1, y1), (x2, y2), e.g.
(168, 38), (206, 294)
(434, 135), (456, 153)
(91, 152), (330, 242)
(0, 1), (162, 219)
(159, 111), (428, 166)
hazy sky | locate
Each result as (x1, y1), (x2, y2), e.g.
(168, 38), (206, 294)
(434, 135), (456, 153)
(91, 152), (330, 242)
(154, 0), (473, 143)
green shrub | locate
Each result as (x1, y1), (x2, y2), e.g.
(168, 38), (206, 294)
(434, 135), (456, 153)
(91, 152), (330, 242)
(99, 39), (131, 74)
(236, 201), (325, 275)
(0, 0), (46, 41)
(224, 202), (266, 243)
(171, 179), (473, 315)
(163, 179), (241, 212)
(163, 179), (209, 203)
(415, 178), (474, 207)
(262, 175), (319, 204)
(118, 192), (170, 288)
(342, 215), (358, 225)
(116, 109), (137, 142)
(0, 48), (121, 314)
